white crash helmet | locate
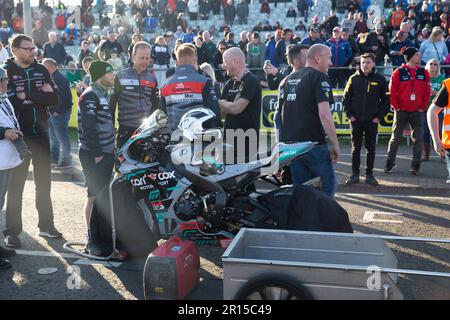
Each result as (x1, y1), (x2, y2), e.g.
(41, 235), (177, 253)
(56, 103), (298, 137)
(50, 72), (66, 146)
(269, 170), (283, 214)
(178, 107), (219, 141)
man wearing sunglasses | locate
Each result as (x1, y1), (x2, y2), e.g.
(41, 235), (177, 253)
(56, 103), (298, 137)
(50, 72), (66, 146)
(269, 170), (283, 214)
(2, 34), (60, 248)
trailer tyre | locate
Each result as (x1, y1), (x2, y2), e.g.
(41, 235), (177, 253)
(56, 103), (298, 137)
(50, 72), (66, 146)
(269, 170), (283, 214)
(234, 275), (314, 300)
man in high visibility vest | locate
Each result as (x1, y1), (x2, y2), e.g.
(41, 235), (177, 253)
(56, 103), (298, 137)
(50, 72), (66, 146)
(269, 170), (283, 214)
(427, 81), (450, 184)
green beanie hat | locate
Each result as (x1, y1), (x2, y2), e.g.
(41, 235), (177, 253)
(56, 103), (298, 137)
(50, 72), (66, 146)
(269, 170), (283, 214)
(89, 60), (114, 83)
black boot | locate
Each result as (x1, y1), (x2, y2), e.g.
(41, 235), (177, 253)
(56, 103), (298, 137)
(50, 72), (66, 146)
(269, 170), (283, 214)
(0, 258), (11, 270)
(365, 174), (379, 186)
(0, 246), (16, 258)
(345, 174), (360, 185)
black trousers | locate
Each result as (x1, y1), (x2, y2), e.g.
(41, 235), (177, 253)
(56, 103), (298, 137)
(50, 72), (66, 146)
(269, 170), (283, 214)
(4, 135), (54, 237)
(350, 120), (378, 175)
(328, 69), (347, 89)
(387, 110), (423, 170)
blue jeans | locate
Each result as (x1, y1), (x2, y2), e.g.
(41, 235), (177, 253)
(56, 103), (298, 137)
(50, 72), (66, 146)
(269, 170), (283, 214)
(290, 144), (337, 198)
(423, 109), (444, 143)
(49, 109), (72, 164)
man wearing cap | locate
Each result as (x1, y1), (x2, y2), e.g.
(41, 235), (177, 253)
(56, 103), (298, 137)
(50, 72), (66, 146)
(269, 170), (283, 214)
(385, 47), (430, 175)
(326, 26), (352, 89)
(300, 24), (324, 47)
(389, 30), (414, 67)
(77, 60), (116, 248)
(110, 42), (159, 149)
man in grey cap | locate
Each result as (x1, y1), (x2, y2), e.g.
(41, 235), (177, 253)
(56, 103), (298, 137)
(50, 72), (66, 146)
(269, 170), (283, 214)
(301, 24), (324, 47)
(77, 60), (116, 253)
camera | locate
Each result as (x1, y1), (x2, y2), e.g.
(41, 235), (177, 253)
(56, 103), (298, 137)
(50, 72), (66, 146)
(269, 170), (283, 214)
(13, 136), (32, 160)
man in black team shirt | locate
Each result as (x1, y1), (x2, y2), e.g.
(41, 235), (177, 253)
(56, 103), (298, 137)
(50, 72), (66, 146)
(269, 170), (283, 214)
(279, 44), (340, 198)
(3, 34), (61, 248)
(219, 47), (261, 164)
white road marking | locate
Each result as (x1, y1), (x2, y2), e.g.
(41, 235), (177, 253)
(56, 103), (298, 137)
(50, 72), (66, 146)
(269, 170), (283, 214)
(362, 211), (403, 224)
(256, 190), (449, 200)
(74, 258), (122, 268)
(339, 153), (442, 159)
(15, 250), (122, 267)
(338, 193), (450, 200)
(16, 249), (80, 259)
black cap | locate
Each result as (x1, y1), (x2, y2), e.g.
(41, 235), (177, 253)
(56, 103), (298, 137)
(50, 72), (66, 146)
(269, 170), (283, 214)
(310, 25), (319, 33)
(401, 47), (419, 62)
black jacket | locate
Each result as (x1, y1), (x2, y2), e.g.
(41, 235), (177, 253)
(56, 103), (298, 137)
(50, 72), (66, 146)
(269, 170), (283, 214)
(343, 68), (390, 122)
(3, 58), (58, 136)
(77, 83), (115, 156)
(49, 70), (72, 114)
(267, 64), (293, 90)
(151, 44), (171, 66)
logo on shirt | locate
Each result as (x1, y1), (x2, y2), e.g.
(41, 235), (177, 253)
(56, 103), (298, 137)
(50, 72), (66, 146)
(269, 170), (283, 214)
(287, 93), (297, 101)
(175, 83), (185, 89)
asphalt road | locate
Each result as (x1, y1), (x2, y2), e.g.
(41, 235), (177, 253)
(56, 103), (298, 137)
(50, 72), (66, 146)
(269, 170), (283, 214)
(0, 178), (449, 300)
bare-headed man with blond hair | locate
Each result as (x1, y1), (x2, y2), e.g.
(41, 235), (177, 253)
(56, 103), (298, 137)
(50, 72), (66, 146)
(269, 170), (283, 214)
(160, 43), (220, 129)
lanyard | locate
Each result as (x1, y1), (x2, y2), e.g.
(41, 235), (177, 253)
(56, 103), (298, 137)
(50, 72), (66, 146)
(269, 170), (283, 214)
(404, 67), (415, 94)
(0, 97), (19, 130)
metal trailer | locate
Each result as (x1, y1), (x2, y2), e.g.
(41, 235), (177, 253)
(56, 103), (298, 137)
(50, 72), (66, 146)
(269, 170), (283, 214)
(222, 228), (450, 300)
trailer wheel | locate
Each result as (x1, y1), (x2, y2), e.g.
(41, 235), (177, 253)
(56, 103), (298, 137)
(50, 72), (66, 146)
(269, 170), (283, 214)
(143, 254), (152, 300)
(234, 275), (314, 300)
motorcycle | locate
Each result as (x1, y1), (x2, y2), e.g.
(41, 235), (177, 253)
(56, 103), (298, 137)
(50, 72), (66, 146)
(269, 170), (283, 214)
(112, 108), (317, 248)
